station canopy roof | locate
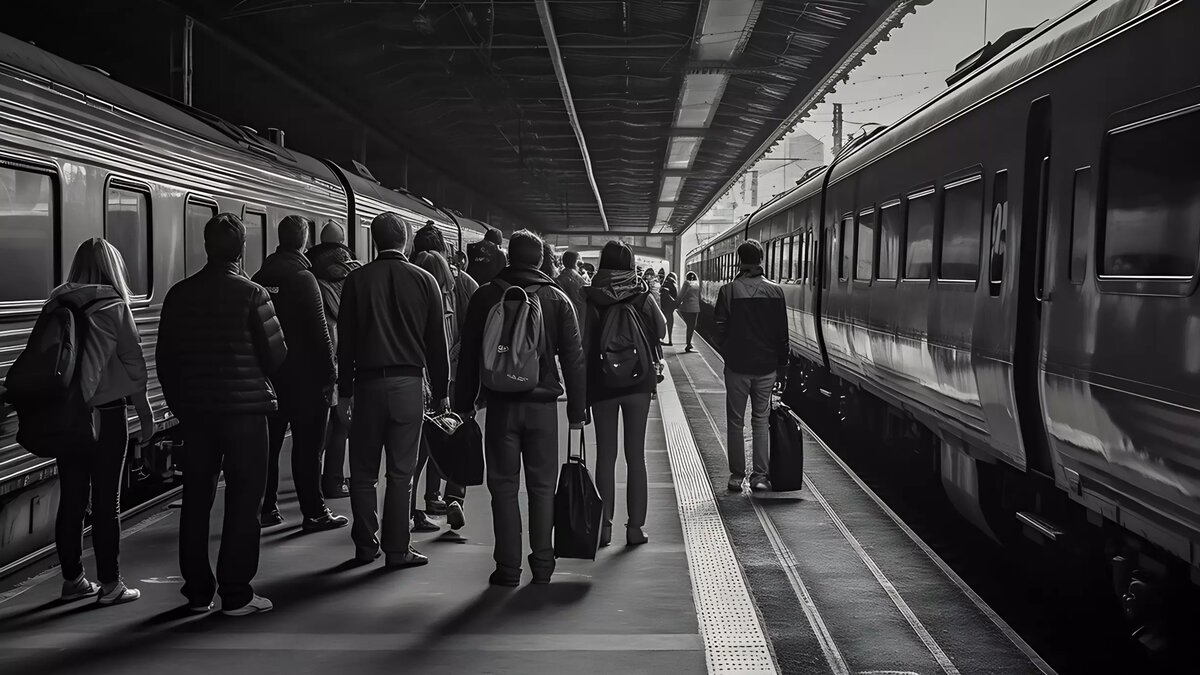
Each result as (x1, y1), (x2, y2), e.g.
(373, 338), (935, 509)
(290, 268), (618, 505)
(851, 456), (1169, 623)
(30, 0), (925, 234)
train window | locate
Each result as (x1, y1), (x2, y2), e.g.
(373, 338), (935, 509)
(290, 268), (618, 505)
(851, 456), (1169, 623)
(940, 176), (984, 281)
(787, 234), (797, 282)
(1101, 110), (1200, 278)
(838, 215), (853, 281)
(105, 183), (151, 297)
(1069, 168), (1093, 283)
(243, 211), (266, 275)
(0, 164), (56, 302)
(184, 199), (217, 275)
(877, 200), (902, 280)
(904, 189), (936, 279)
(989, 171), (1008, 295)
(855, 207), (876, 282)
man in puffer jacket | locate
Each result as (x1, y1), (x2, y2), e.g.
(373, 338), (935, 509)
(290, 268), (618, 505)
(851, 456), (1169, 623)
(307, 221), (360, 499)
(157, 213), (286, 616)
(253, 215), (345, 532)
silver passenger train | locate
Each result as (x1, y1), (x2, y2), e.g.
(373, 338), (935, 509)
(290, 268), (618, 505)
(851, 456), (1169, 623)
(690, 0), (1200, 609)
(0, 33), (493, 570)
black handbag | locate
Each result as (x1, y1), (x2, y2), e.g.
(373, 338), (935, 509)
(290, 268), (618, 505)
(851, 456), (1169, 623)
(553, 429), (604, 560)
(424, 411), (485, 487)
(768, 400), (805, 492)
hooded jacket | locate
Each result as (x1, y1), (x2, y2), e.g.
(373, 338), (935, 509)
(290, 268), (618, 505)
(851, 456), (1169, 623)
(251, 247), (336, 398)
(582, 270), (667, 405)
(466, 239), (506, 285)
(454, 265), (586, 423)
(660, 276), (678, 312)
(47, 283), (147, 407)
(677, 279), (701, 313)
(306, 242), (358, 353)
(157, 261), (287, 417)
(713, 265), (788, 376)
(556, 267), (587, 320)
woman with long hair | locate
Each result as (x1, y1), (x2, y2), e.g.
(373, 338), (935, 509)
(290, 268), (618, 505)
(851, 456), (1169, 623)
(50, 238), (153, 605)
(678, 271), (701, 353)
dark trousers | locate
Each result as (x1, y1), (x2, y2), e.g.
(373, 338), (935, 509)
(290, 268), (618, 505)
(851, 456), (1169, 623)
(323, 406), (348, 485)
(485, 399), (558, 574)
(413, 446), (467, 508)
(264, 391), (330, 520)
(664, 308), (676, 344)
(681, 311), (699, 348)
(56, 403), (128, 585)
(349, 375), (423, 560)
(592, 392), (651, 530)
(179, 414), (269, 608)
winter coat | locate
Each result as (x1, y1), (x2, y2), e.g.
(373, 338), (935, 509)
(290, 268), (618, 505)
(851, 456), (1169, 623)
(306, 242), (358, 353)
(48, 283), (147, 407)
(713, 266), (788, 376)
(660, 277), (679, 313)
(678, 280), (701, 313)
(582, 270), (667, 405)
(252, 248), (336, 399)
(156, 262), (287, 418)
(556, 267), (587, 321)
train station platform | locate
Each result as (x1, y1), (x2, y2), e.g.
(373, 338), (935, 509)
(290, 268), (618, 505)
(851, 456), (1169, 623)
(0, 323), (1054, 675)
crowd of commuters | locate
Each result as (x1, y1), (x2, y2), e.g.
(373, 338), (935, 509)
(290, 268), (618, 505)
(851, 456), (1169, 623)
(33, 209), (787, 617)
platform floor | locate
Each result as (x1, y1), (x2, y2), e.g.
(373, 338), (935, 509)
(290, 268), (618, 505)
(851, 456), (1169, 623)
(0, 322), (1054, 675)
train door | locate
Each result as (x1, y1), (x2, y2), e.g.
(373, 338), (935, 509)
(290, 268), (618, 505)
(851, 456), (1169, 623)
(1012, 96), (1054, 476)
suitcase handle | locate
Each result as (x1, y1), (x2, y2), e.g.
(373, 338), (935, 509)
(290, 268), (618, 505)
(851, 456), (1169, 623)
(567, 427), (587, 466)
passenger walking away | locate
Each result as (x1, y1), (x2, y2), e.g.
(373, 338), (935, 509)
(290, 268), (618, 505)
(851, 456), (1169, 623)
(12, 239), (152, 605)
(714, 240), (788, 493)
(660, 272), (678, 346)
(557, 249), (587, 320)
(583, 240), (666, 547)
(455, 229), (587, 586)
(540, 241), (560, 279)
(466, 227), (506, 285)
(307, 220), (360, 499)
(157, 213), (286, 615)
(338, 212), (450, 569)
(252, 215), (346, 532)
(678, 271), (701, 352)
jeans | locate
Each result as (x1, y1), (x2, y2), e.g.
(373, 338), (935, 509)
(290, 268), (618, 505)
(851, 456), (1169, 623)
(592, 392), (651, 530)
(323, 405), (348, 485)
(348, 375), (423, 560)
(680, 311), (699, 348)
(179, 414), (269, 609)
(56, 403), (128, 585)
(484, 399), (558, 575)
(264, 391), (330, 520)
(725, 367), (774, 482)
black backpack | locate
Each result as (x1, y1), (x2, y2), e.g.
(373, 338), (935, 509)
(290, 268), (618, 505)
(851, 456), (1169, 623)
(5, 292), (120, 457)
(597, 293), (657, 389)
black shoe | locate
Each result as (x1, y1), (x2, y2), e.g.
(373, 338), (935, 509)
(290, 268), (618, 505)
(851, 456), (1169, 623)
(302, 509), (349, 533)
(354, 550), (381, 565)
(425, 495), (447, 515)
(259, 509), (284, 528)
(411, 510), (440, 533)
(531, 570), (553, 585)
(599, 525), (612, 548)
(489, 569), (520, 587)
(727, 476), (744, 492)
(685, 346), (695, 353)
(323, 479), (350, 499)
(385, 548), (429, 569)
(446, 501), (466, 530)
(751, 479), (772, 493)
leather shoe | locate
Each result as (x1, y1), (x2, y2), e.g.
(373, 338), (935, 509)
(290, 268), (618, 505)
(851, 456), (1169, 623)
(385, 548), (428, 569)
(411, 510), (440, 533)
(425, 495), (447, 515)
(259, 509), (284, 527)
(302, 509), (349, 533)
(489, 569), (520, 587)
(323, 479), (350, 499)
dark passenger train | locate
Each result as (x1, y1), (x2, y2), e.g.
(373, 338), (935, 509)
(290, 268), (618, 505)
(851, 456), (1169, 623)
(0, 32), (493, 570)
(690, 0), (1200, 616)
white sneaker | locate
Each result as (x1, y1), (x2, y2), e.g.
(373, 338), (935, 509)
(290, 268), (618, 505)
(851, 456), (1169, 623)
(61, 575), (101, 601)
(97, 580), (141, 606)
(222, 594), (273, 616)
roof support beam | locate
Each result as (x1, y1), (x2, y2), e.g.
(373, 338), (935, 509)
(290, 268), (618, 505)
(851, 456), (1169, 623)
(535, 0), (609, 231)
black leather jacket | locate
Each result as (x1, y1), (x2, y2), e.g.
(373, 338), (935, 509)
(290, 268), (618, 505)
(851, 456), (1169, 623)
(156, 262), (287, 417)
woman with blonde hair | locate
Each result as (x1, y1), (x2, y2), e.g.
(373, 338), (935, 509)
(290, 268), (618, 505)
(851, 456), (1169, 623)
(48, 238), (153, 605)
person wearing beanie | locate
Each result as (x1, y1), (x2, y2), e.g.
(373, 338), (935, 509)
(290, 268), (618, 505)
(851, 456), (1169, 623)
(252, 216), (346, 532)
(582, 240), (666, 548)
(156, 213), (287, 616)
(307, 220), (360, 499)
(714, 239), (788, 494)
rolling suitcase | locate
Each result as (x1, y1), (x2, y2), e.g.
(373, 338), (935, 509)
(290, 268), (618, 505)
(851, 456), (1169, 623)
(769, 400), (805, 492)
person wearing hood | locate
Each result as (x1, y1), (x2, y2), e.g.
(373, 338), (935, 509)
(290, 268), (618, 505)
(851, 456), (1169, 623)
(583, 240), (667, 548)
(36, 239), (152, 606)
(643, 267), (661, 296)
(466, 227), (506, 285)
(307, 221), (360, 499)
(252, 216), (346, 533)
(678, 271), (702, 352)
(158, 213), (287, 616)
(455, 230), (586, 586)
(714, 240), (788, 494)
(659, 272), (679, 346)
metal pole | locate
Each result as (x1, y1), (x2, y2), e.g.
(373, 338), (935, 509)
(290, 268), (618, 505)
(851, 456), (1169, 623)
(182, 16), (194, 106)
(832, 103), (843, 154)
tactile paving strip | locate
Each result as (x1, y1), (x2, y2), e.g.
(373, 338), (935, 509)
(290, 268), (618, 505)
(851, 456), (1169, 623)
(658, 365), (778, 675)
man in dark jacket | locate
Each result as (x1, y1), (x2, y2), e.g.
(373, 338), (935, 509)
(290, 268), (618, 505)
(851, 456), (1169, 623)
(466, 227), (506, 285)
(339, 212), (450, 569)
(714, 240), (789, 493)
(307, 221), (359, 499)
(557, 249), (587, 321)
(157, 213), (286, 616)
(252, 215), (346, 532)
(455, 230), (586, 586)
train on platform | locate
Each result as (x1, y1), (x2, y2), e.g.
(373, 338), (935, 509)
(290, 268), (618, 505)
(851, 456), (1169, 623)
(689, 0), (1200, 634)
(0, 31), (493, 572)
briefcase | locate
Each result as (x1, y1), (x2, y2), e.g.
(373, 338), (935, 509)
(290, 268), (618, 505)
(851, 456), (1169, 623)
(553, 430), (604, 560)
(768, 400), (805, 492)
